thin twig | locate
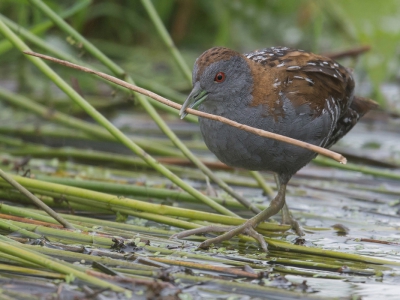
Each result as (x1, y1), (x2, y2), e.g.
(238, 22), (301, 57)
(23, 51), (347, 164)
(0, 168), (75, 229)
(322, 45), (371, 60)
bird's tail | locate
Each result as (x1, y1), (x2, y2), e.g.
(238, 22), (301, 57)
(350, 96), (379, 117)
(325, 96), (378, 148)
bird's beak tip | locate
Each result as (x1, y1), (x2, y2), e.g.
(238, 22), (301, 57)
(179, 108), (187, 119)
(180, 82), (206, 120)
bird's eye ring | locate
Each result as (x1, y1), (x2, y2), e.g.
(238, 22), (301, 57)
(214, 72), (226, 83)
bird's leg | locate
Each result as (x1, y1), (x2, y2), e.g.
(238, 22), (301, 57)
(199, 182), (287, 251)
(171, 181), (288, 252)
(281, 204), (304, 236)
(275, 174), (304, 236)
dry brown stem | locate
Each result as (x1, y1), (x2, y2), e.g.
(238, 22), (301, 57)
(23, 51), (347, 164)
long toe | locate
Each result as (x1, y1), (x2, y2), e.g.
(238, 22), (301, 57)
(282, 216), (304, 236)
(170, 225), (233, 240)
(281, 204), (304, 236)
(243, 227), (268, 251)
(198, 220), (268, 251)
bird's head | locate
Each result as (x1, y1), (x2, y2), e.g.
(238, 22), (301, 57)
(179, 47), (252, 119)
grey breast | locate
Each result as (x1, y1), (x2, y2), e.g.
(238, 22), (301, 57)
(198, 95), (334, 176)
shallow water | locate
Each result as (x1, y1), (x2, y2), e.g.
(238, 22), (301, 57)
(1, 103), (400, 299)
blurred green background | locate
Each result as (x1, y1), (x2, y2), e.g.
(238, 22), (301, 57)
(0, 0), (399, 108)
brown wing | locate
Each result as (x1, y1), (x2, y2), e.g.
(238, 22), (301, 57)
(244, 47), (377, 147)
(245, 47), (354, 116)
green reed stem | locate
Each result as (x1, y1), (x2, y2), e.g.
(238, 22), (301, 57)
(140, 0), (192, 82)
(0, 168), (74, 229)
(0, 17), (235, 217)
(0, 0), (91, 56)
(314, 156), (400, 180)
(27, 0), (261, 215)
(0, 240), (129, 293)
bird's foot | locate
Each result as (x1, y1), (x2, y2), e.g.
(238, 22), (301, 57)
(170, 220), (268, 252)
(171, 181), (291, 252)
(285, 217), (305, 236)
(281, 204), (304, 236)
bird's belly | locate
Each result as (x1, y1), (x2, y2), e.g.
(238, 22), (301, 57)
(199, 104), (333, 176)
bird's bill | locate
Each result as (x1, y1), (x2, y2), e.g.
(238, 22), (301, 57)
(179, 82), (208, 119)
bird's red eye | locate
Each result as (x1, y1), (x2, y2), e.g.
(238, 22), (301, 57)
(214, 72), (226, 83)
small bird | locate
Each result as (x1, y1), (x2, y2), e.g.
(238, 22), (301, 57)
(177, 46), (377, 251)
